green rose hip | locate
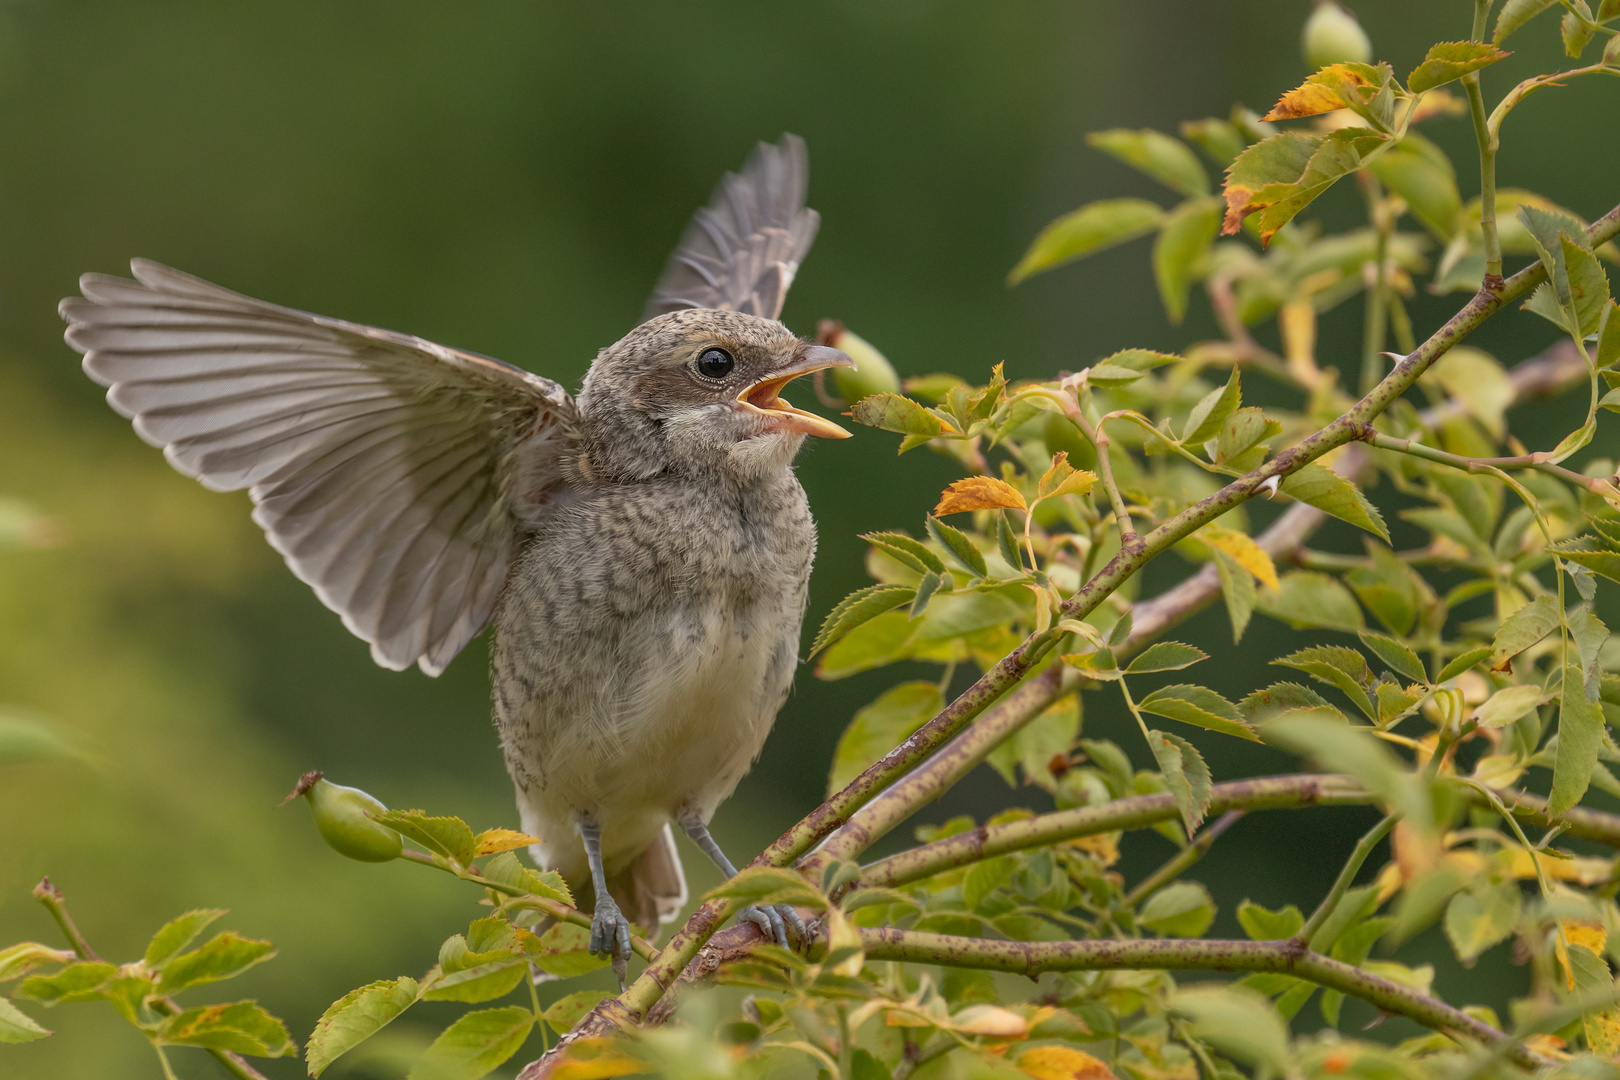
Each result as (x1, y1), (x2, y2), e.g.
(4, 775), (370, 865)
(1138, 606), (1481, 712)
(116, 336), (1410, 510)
(285, 770), (402, 862)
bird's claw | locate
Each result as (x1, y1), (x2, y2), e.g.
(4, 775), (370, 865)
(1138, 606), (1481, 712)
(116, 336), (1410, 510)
(588, 897), (633, 965)
(740, 903), (808, 952)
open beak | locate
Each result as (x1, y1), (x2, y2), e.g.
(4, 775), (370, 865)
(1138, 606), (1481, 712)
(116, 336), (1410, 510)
(736, 344), (855, 439)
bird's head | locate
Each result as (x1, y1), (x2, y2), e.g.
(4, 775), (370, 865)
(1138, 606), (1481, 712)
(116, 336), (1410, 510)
(576, 308), (854, 482)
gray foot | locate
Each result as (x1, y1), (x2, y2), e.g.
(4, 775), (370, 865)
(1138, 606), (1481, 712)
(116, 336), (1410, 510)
(588, 895), (632, 963)
(740, 903), (808, 951)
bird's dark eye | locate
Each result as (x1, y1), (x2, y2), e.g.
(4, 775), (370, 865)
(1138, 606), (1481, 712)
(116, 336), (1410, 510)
(695, 347), (734, 379)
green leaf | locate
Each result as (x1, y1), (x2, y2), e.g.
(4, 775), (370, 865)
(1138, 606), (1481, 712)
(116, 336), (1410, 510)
(0, 708), (81, 765)
(479, 852), (573, 906)
(1551, 662), (1606, 816)
(1222, 128), (1392, 245)
(1273, 646), (1376, 721)
(1388, 864), (1469, 945)
(1008, 198), (1166, 285)
(809, 584), (915, 658)
(1087, 128), (1209, 197)
(862, 531), (945, 575)
(1139, 881), (1217, 937)
(307, 977), (421, 1077)
(1213, 548), (1257, 644)
(1406, 41), (1510, 93)
(409, 1007), (533, 1080)
(159, 1001), (294, 1057)
(1257, 571), (1365, 634)
(1263, 713), (1432, 830)
(1495, 0), (1557, 42)
(144, 909), (228, 970)
(1376, 682), (1423, 725)
(1474, 684), (1548, 728)
(1280, 464), (1389, 541)
(1182, 369), (1242, 444)
(1237, 900), (1304, 941)
(1138, 685), (1259, 742)
(1563, 8), (1597, 56)
(1489, 594), (1560, 672)
(909, 571), (943, 617)
(996, 512), (1023, 571)
(1438, 646), (1492, 684)
(0, 998), (50, 1043)
(370, 810), (478, 867)
(706, 866), (823, 909)
(1597, 300), (1620, 368)
(1444, 885), (1521, 965)
(1370, 135), (1461, 240)
(1211, 407), (1281, 468)
(1555, 540), (1620, 585)
(1423, 346), (1515, 436)
(522, 924), (608, 980)
(1181, 117), (1246, 165)
(1147, 729), (1212, 833)
(1154, 196), (1224, 323)
(1126, 642), (1209, 674)
(926, 517), (988, 577)
(827, 682), (944, 796)
(1240, 682), (1342, 725)
(156, 932), (276, 995)
(423, 960), (526, 1004)
(850, 393), (949, 440)
(963, 855), (1017, 912)
(0, 942), (78, 983)
(1088, 348), (1181, 388)
(1170, 984), (1292, 1075)
(541, 990), (610, 1035)
(986, 700), (1081, 792)
(1572, 606), (1608, 702)
(1358, 632), (1427, 684)
(15, 961), (115, 1004)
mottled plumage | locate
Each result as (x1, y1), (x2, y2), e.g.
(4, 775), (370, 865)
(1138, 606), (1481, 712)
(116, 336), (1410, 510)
(61, 135), (849, 966)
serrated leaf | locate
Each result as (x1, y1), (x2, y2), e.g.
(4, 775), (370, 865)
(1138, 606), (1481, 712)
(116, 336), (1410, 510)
(926, 516), (989, 577)
(1062, 648), (1120, 681)
(1551, 662), (1605, 816)
(542, 991), (611, 1036)
(1555, 541), (1620, 584)
(0, 997), (49, 1043)
(1257, 571), (1365, 633)
(1475, 684), (1549, 727)
(1237, 900), (1305, 941)
(1358, 632), (1427, 683)
(1264, 63), (1375, 119)
(1087, 128), (1209, 197)
(1154, 196), (1224, 323)
(1376, 682), (1423, 724)
(473, 829), (541, 858)
(1437, 646), (1492, 684)
(1281, 464), (1389, 541)
(371, 810), (478, 866)
(1407, 41), (1510, 93)
(1489, 594), (1560, 671)
(144, 909), (227, 971)
(1370, 133), (1461, 239)
(1202, 523), (1279, 590)
(480, 852), (573, 905)
(850, 393), (950, 439)
(862, 531), (945, 575)
(0, 942), (78, 983)
(1035, 451), (1097, 502)
(1008, 198), (1166, 285)
(1495, 0), (1557, 42)
(1148, 729), (1213, 833)
(705, 866), (823, 909)
(809, 584), (915, 657)
(423, 960), (527, 1004)
(1212, 407), (1281, 469)
(1126, 642), (1209, 674)
(1273, 646), (1376, 721)
(1213, 548), (1257, 645)
(1444, 885), (1521, 965)
(1240, 682), (1341, 724)
(934, 476), (1026, 516)
(1222, 128), (1392, 244)
(156, 932), (276, 995)
(159, 1001), (294, 1057)
(827, 682), (944, 796)
(410, 1006), (534, 1080)
(1182, 369), (1242, 444)
(307, 977), (420, 1077)
(15, 961), (115, 1004)
(1138, 684), (1260, 741)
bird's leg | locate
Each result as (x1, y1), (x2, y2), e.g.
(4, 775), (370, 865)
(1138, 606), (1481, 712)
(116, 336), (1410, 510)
(577, 817), (630, 988)
(678, 814), (807, 950)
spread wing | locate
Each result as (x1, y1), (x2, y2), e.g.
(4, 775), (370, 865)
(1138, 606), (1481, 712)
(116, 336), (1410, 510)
(63, 259), (577, 676)
(642, 133), (820, 323)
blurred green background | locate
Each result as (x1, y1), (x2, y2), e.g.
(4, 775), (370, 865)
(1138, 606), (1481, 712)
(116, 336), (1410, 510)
(2, 2), (1613, 1075)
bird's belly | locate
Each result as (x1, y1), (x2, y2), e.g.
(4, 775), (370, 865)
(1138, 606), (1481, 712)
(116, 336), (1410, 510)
(507, 593), (796, 876)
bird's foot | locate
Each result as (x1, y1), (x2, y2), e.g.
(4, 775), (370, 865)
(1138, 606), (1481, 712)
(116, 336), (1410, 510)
(588, 896), (633, 964)
(740, 903), (808, 952)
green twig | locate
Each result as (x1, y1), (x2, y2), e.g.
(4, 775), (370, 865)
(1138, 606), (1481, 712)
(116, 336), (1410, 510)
(1369, 430), (1602, 489)
(1123, 810), (1244, 906)
(1296, 813), (1398, 950)
(1361, 173), (1391, 393)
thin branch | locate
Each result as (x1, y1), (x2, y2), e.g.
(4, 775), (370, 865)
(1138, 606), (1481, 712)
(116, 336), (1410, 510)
(1360, 173), (1391, 394)
(1296, 813), (1398, 950)
(1070, 400), (1137, 542)
(1369, 429), (1605, 490)
(1123, 810), (1244, 907)
(854, 929), (1554, 1071)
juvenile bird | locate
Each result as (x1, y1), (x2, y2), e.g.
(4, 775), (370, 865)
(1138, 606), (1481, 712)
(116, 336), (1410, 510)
(61, 134), (852, 972)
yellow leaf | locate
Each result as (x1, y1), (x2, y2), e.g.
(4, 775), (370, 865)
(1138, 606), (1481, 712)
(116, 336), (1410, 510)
(1015, 1045), (1118, 1079)
(473, 828), (543, 857)
(951, 1004), (1029, 1038)
(549, 1038), (643, 1080)
(1036, 451), (1097, 502)
(1068, 833), (1121, 867)
(1263, 64), (1373, 120)
(1565, 919), (1607, 955)
(935, 476), (1027, 515)
(1201, 525), (1280, 591)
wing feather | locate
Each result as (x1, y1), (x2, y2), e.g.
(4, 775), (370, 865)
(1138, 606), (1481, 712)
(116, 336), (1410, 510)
(65, 260), (578, 675)
(641, 133), (820, 322)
